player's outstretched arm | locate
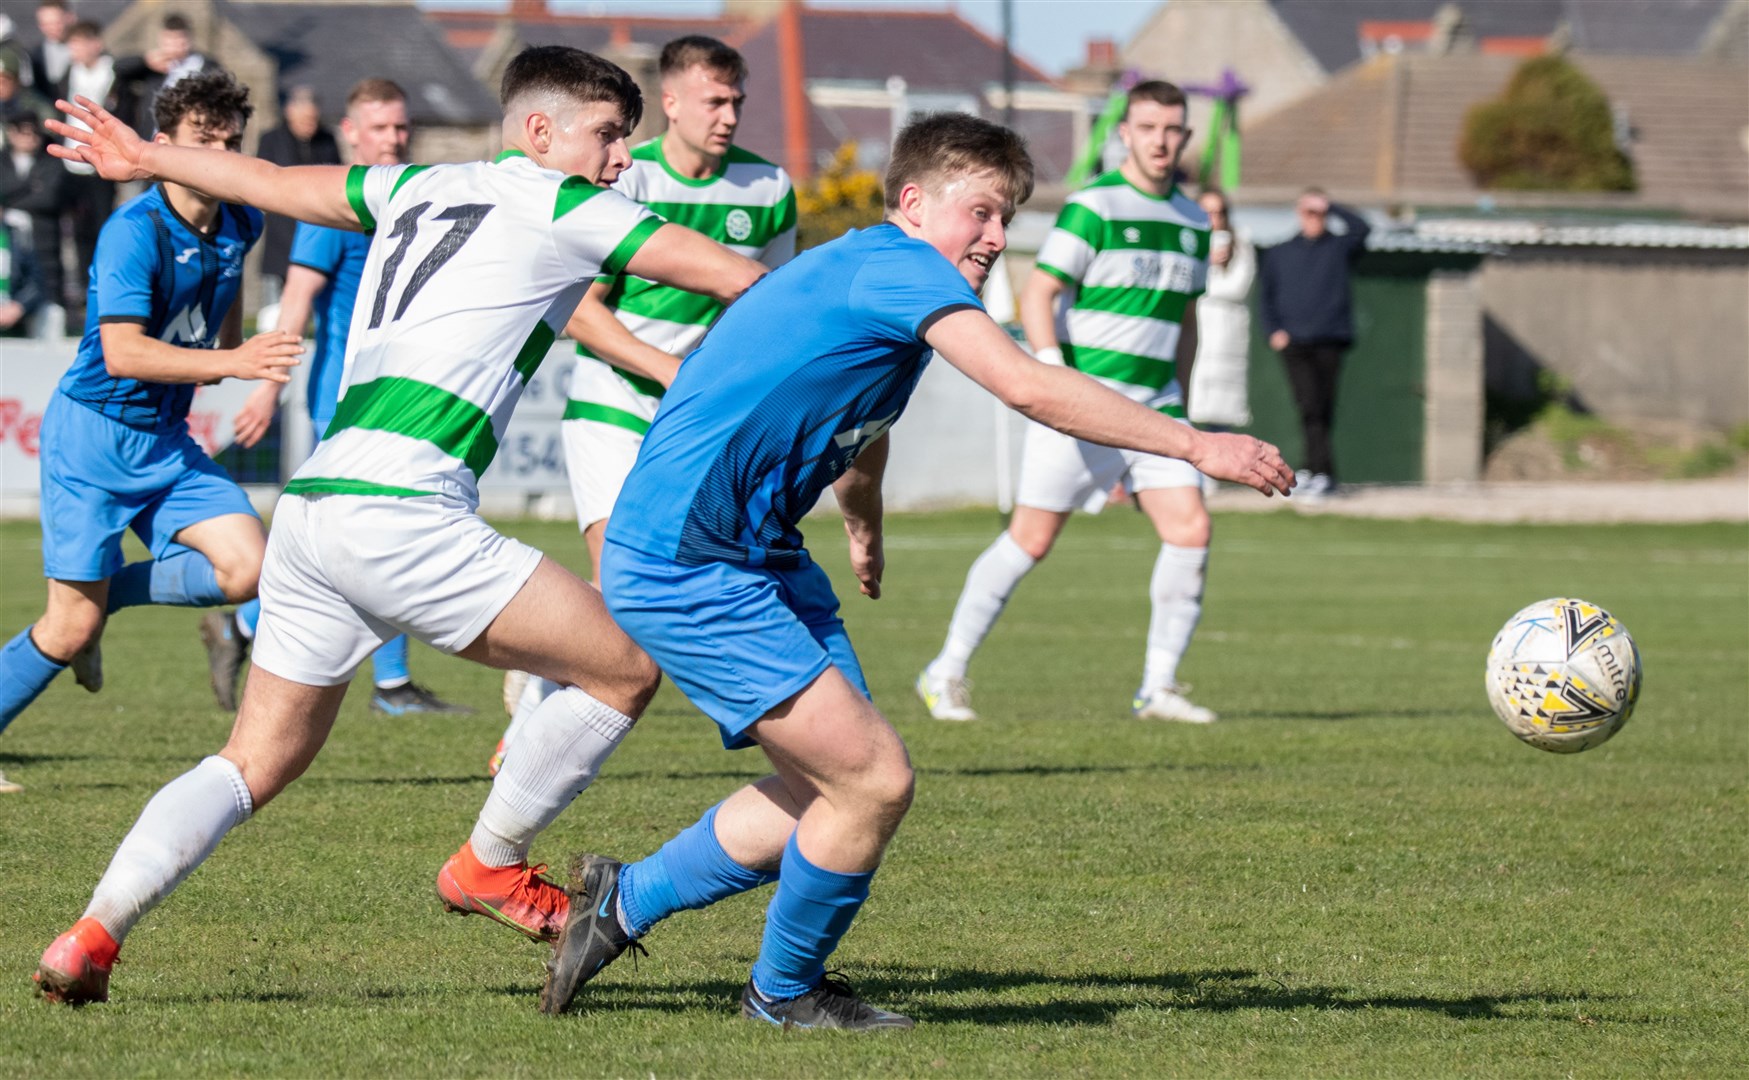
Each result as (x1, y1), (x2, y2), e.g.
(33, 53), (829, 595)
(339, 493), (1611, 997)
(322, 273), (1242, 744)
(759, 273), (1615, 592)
(565, 280), (682, 388)
(101, 323), (302, 387)
(833, 433), (888, 599)
(926, 308), (1295, 496)
(48, 95), (358, 231)
(621, 223), (766, 307)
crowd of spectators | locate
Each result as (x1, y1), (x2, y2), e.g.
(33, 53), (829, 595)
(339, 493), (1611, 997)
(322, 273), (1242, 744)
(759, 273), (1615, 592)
(0, 3), (227, 336)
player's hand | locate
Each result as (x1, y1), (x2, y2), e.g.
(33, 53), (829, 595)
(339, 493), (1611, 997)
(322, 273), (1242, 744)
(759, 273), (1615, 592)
(1269, 329), (1290, 351)
(46, 96), (152, 183)
(232, 382), (281, 449)
(228, 330), (304, 384)
(1192, 430), (1295, 497)
(847, 531), (885, 599)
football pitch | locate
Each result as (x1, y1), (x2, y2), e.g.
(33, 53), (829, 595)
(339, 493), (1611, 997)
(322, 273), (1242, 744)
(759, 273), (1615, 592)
(1, 509), (1743, 1077)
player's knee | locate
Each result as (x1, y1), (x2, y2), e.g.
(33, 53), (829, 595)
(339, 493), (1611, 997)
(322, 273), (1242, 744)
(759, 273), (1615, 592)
(214, 552), (263, 603)
(34, 608), (104, 660)
(603, 649), (661, 716)
(1008, 525), (1056, 561)
(1163, 511), (1211, 549)
(853, 752), (915, 825)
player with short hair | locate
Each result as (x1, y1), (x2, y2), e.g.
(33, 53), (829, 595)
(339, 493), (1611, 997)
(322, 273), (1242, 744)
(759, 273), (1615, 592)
(0, 70), (297, 795)
(918, 81), (1227, 725)
(34, 45), (764, 1003)
(533, 111), (1293, 1029)
(495, 33), (796, 771)
(210, 76), (470, 717)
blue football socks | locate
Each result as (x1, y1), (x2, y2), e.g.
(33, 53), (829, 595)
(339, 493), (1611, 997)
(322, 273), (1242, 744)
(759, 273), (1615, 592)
(106, 549), (226, 613)
(0, 627), (67, 733)
(235, 598), (260, 638)
(618, 803), (778, 937)
(370, 634), (410, 689)
(749, 833), (874, 1001)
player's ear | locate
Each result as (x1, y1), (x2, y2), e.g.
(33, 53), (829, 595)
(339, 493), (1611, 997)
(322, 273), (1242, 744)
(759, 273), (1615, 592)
(896, 182), (927, 227)
(524, 109), (554, 155)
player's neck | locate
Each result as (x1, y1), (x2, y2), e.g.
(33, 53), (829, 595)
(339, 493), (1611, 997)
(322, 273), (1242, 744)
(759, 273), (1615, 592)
(1119, 157), (1173, 199)
(661, 133), (721, 180)
(162, 180), (222, 235)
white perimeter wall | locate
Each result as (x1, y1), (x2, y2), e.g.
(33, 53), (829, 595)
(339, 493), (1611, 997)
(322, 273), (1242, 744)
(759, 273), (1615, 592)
(0, 339), (1028, 519)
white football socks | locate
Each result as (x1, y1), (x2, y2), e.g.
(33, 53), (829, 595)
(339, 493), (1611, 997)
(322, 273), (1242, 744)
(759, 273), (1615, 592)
(1142, 543), (1208, 694)
(471, 685), (635, 868)
(930, 531), (1037, 679)
(83, 754), (254, 943)
(494, 673), (560, 767)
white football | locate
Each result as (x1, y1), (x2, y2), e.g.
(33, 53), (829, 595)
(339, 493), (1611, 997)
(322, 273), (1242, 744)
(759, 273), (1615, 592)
(1484, 598), (1642, 753)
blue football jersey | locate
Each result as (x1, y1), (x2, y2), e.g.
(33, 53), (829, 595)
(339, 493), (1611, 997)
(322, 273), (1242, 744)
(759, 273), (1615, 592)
(60, 185), (263, 431)
(606, 223), (982, 568)
(286, 222), (371, 429)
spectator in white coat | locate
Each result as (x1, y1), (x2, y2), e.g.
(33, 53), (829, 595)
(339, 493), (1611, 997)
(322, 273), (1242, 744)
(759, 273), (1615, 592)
(1186, 188), (1255, 431)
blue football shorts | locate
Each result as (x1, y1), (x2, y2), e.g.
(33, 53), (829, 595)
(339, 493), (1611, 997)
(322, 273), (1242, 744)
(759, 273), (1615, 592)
(600, 538), (870, 749)
(38, 391), (258, 581)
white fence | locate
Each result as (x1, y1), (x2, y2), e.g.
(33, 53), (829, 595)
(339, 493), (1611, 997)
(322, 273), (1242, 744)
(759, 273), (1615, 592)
(0, 338), (1026, 519)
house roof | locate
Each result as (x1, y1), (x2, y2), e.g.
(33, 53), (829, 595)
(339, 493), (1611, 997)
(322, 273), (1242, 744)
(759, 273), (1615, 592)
(432, 3), (1074, 181)
(1271, 0), (1731, 73)
(427, 8), (741, 73)
(1237, 51), (1749, 219)
(210, 2), (497, 124)
(732, 6), (1072, 179)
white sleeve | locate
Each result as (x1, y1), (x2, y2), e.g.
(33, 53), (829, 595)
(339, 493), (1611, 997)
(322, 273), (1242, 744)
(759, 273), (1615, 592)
(551, 182), (663, 278)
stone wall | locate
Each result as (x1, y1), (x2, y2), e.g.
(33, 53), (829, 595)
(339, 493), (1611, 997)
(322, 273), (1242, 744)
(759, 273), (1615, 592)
(1481, 248), (1749, 431)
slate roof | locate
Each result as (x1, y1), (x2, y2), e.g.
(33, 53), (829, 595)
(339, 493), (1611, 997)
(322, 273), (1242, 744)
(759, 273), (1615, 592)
(431, 3), (1075, 181)
(213, 1), (497, 123)
(732, 6), (1071, 179)
(1271, 0), (1731, 73)
(1238, 51), (1749, 218)
(429, 8), (740, 73)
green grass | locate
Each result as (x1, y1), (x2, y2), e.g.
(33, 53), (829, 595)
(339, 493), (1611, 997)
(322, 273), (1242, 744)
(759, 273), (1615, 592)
(2, 510), (1745, 1076)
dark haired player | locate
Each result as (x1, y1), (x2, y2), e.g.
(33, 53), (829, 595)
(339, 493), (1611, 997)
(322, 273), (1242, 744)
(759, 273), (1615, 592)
(0, 70), (297, 792)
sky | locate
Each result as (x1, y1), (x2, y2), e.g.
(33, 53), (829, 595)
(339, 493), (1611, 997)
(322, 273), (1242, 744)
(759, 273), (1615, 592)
(418, 0), (1162, 77)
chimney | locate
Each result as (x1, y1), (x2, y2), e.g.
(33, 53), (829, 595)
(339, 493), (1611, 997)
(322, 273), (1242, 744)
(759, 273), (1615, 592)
(1086, 38), (1118, 67)
(508, 0), (548, 19)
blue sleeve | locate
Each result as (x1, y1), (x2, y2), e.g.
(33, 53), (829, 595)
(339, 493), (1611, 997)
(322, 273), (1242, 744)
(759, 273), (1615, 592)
(93, 212), (159, 323)
(241, 205), (266, 252)
(849, 237), (983, 342)
(289, 223), (345, 276)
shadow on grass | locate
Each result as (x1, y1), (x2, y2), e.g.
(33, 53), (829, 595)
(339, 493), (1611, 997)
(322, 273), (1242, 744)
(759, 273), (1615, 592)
(922, 762), (1262, 778)
(573, 965), (1617, 1027)
(1220, 707), (1470, 721)
(144, 966), (1618, 1028)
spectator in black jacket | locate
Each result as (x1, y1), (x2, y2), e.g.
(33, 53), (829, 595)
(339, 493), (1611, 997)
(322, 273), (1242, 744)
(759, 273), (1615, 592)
(29, 2), (74, 95)
(1, 51), (54, 125)
(53, 18), (116, 316)
(0, 112), (65, 314)
(254, 85), (340, 300)
(113, 12), (214, 138)
(1258, 188), (1369, 499)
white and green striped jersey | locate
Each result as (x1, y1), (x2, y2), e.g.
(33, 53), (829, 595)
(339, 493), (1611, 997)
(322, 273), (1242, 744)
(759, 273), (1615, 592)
(566, 139), (796, 435)
(287, 150), (660, 505)
(1034, 171), (1209, 416)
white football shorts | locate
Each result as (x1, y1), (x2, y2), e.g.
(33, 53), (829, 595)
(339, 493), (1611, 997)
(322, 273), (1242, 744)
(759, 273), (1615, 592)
(559, 415), (644, 531)
(1014, 417), (1203, 514)
(251, 493), (543, 686)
